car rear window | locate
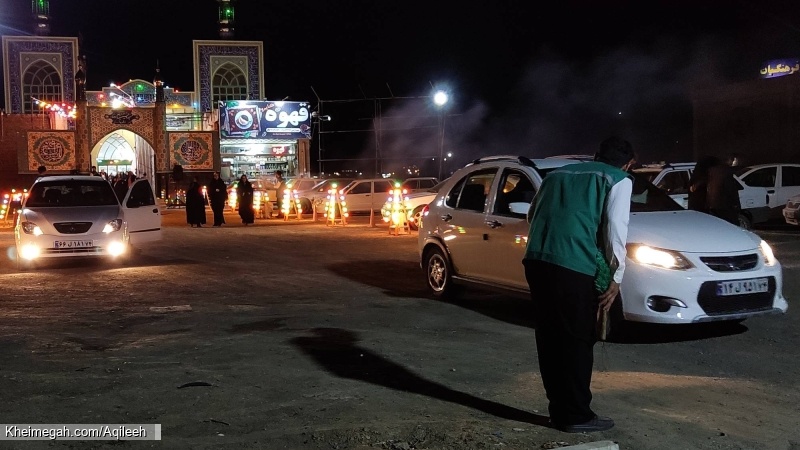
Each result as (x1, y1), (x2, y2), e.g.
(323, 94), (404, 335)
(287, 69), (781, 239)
(26, 179), (119, 207)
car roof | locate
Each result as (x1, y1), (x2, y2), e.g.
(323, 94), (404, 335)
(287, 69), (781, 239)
(743, 163), (800, 170)
(530, 158), (588, 169)
(633, 162), (696, 170)
(33, 175), (108, 182)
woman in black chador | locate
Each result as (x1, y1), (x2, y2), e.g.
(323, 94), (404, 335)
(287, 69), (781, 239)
(185, 177), (207, 228)
(237, 174), (255, 225)
(208, 171), (228, 227)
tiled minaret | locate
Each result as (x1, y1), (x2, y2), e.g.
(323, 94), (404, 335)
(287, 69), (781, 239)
(74, 58), (89, 171)
(217, 0), (236, 39)
(32, 0), (51, 35)
(153, 65), (168, 172)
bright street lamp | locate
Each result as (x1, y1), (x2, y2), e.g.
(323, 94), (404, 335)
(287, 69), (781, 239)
(433, 91), (449, 107)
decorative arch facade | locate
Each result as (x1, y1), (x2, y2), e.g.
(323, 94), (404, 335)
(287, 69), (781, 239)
(193, 40), (263, 112)
(2, 36), (78, 114)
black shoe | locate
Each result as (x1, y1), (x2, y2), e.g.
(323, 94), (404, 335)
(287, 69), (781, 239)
(555, 415), (614, 433)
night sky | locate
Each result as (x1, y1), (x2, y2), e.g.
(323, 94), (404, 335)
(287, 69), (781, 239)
(2, 0), (800, 171)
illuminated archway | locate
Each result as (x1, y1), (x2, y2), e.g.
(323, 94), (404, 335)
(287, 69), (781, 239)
(91, 131), (155, 187)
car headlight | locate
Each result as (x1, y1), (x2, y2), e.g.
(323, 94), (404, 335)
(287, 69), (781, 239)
(759, 240), (777, 266)
(21, 221), (43, 236)
(102, 219), (123, 234)
(627, 244), (693, 270)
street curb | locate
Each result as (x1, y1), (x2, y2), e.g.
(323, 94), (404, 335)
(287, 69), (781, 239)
(558, 441), (618, 450)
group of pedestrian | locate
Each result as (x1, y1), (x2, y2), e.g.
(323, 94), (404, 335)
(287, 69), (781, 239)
(184, 172), (256, 227)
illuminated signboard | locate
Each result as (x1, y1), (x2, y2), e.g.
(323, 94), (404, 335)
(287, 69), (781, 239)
(760, 59), (800, 79)
(219, 101), (312, 139)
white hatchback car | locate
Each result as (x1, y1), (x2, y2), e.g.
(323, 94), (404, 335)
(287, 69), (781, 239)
(418, 156), (787, 332)
(15, 175), (162, 268)
(736, 163), (800, 220)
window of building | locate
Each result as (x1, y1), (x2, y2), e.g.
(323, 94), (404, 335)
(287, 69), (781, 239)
(212, 63), (248, 104)
(22, 60), (62, 114)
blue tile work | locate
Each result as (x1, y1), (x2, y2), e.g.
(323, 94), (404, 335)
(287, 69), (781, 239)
(197, 43), (260, 112)
(7, 40), (76, 113)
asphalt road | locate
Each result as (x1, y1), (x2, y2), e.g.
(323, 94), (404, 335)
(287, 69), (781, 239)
(0, 210), (797, 449)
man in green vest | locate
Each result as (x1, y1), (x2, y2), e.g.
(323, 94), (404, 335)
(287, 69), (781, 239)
(524, 136), (635, 433)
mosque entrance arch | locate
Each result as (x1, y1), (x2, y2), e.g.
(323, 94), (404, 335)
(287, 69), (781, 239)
(91, 130), (155, 188)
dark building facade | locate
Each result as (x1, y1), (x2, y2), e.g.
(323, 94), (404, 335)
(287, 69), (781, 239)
(693, 75), (800, 166)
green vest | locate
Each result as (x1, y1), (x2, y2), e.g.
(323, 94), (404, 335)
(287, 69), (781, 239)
(524, 161), (629, 276)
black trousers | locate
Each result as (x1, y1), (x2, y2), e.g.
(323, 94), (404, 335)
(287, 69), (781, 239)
(524, 259), (598, 426)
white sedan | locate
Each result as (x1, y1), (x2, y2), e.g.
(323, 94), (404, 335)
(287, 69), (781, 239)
(418, 156), (788, 333)
(15, 175), (162, 268)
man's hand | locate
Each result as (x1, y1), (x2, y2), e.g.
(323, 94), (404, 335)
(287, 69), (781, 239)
(598, 281), (620, 312)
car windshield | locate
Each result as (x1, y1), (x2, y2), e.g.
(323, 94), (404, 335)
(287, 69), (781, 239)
(629, 172), (684, 212)
(26, 179), (119, 207)
(311, 179), (352, 192)
(425, 179), (450, 193)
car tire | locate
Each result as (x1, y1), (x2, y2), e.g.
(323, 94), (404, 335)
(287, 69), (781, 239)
(299, 198), (313, 214)
(738, 213), (752, 230)
(409, 205), (425, 231)
(424, 246), (457, 299)
(15, 250), (33, 271)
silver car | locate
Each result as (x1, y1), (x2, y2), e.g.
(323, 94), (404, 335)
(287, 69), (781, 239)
(15, 176), (162, 269)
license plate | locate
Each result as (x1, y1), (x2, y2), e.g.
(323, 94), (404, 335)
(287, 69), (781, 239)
(716, 278), (769, 296)
(54, 240), (93, 249)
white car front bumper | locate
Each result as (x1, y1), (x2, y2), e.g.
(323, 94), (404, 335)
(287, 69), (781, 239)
(621, 251), (787, 324)
(16, 230), (128, 260)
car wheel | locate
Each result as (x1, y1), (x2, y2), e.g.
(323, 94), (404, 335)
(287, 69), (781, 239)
(425, 246), (456, 299)
(737, 213), (752, 230)
(299, 198), (313, 214)
(409, 206), (424, 231)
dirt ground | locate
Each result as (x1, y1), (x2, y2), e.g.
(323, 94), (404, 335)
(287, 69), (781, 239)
(0, 210), (798, 450)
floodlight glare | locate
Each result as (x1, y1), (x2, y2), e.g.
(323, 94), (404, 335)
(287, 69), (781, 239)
(433, 91), (448, 107)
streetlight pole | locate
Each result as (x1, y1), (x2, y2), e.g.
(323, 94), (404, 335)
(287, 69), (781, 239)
(433, 90), (449, 180)
(438, 112), (446, 180)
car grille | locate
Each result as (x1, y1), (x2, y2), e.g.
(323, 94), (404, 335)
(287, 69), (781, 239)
(53, 222), (92, 234)
(697, 277), (775, 316)
(700, 254), (759, 272)
(43, 247), (103, 255)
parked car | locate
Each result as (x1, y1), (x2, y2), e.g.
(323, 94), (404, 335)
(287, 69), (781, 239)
(293, 178), (353, 214)
(15, 175), (162, 269)
(227, 179), (276, 218)
(336, 178), (399, 213)
(783, 193), (800, 225)
(418, 156), (787, 336)
(402, 177), (440, 193)
(736, 163), (800, 219)
(633, 162), (770, 229)
(400, 179), (449, 230)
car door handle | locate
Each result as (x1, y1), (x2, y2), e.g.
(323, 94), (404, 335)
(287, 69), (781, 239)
(767, 190), (775, 194)
(440, 214), (452, 221)
(485, 220), (503, 228)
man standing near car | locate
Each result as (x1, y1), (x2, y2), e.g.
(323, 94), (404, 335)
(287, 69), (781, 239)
(523, 136), (635, 433)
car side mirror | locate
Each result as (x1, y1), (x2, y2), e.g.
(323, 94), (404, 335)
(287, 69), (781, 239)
(508, 202), (531, 215)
